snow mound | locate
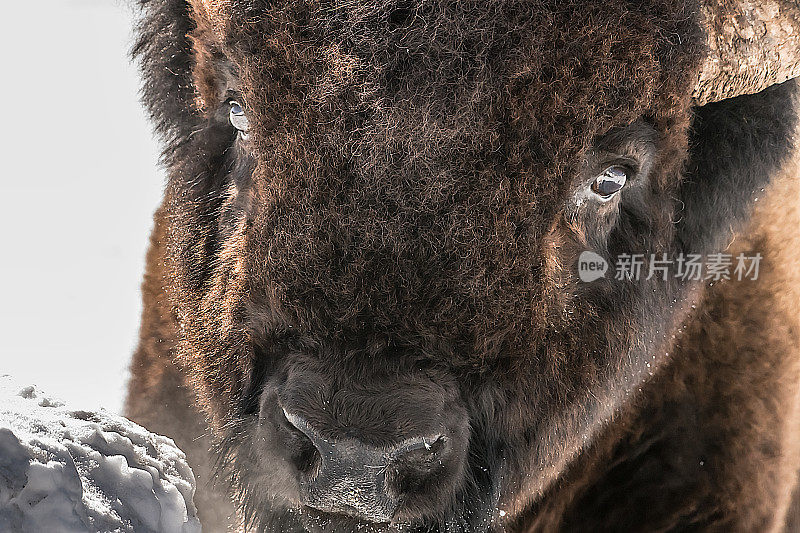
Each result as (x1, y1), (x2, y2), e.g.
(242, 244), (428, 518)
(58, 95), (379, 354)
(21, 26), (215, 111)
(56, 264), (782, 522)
(0, 376), (202, 533)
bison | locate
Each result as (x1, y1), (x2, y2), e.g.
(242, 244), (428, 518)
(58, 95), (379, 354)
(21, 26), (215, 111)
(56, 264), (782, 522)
(125, 0), (800, 531)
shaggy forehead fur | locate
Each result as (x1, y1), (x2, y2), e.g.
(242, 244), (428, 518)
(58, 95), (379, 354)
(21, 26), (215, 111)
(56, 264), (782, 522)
(187, 2), (701, 336)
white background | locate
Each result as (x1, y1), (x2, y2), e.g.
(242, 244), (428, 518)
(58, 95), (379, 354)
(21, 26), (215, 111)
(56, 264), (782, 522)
(0, 0), (163, 413)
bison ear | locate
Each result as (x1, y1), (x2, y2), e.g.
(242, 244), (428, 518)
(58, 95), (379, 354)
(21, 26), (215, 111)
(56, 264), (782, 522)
(675, 80), (797, 256)
(134, 0), (203, 159)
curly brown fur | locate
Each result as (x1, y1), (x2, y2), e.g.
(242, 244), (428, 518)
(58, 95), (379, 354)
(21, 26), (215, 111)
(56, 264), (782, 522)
(125, 0), (800, 531)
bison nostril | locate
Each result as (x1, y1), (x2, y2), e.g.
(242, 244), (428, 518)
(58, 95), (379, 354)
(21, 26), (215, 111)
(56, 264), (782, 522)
(388, 435), (448, 495)
(401, 435), (446, 455)
(280, 409), (320, 473)
(292, 436), (319, 473)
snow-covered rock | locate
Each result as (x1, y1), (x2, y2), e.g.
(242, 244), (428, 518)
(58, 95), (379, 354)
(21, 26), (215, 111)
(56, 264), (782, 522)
(0, 376), (202, 533)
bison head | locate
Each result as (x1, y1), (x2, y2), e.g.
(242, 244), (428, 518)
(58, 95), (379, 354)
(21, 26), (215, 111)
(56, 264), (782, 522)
(135, 0), (800, 530)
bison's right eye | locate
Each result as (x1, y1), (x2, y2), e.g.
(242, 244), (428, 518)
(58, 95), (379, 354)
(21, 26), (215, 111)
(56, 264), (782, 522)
(229, 100), (250, 140)
(591, 166), (628, 199)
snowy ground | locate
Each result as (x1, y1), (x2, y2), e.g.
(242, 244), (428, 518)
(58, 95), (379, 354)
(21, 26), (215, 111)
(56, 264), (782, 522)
(0, 377), (201, 533)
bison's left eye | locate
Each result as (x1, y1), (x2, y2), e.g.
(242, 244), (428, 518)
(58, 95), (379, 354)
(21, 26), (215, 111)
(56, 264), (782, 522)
(591, 166), (628, 199)
(229, 100), (250, 139)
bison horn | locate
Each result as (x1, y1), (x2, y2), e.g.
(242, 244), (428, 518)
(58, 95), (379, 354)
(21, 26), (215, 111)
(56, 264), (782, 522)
(694, 0), (800, 105)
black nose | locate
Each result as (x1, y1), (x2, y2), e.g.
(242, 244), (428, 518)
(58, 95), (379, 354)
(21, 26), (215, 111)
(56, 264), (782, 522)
(283, 411), (447, 523)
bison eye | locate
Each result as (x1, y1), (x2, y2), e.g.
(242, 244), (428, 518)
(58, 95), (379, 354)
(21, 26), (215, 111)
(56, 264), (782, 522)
(591, 166), (628, 199)
(229, 100), (250, 139)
